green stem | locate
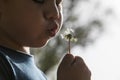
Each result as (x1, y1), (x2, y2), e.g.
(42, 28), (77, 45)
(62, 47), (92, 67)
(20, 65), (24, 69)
(68, 39), (71, 54)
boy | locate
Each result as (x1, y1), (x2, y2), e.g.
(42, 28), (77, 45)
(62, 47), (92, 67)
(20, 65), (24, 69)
(0, 0), (91, 80)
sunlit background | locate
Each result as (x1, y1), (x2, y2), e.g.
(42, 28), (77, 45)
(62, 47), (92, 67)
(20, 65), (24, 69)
(71, 0), (120, 80)
(31, 0), (120, 80)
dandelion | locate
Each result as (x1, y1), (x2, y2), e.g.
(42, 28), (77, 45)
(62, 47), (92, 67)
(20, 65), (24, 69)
(61, 28), (77, 54)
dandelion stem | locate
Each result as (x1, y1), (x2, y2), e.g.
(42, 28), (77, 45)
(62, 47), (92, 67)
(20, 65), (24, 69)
(68, 38), (71, 54)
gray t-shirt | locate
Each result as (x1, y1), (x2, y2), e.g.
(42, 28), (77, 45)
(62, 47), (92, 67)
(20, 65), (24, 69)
(0, 46), (47, 80)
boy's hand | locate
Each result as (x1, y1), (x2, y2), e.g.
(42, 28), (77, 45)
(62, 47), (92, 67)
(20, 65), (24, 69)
(57, 54), (91, 80)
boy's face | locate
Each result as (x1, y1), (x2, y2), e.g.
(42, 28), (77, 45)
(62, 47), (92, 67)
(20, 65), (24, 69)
(0, 0), (63, 47)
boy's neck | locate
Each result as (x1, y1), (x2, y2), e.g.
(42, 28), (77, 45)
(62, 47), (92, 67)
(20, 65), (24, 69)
(0, 41), (30, 54)
(0, 30), (30, 54)
(0, 27), (30, 54)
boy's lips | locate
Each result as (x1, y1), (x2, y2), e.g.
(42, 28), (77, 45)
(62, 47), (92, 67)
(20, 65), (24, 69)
(47, 22), (59, 37)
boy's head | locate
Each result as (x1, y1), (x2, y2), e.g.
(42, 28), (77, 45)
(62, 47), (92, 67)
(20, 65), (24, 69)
(0, 0), (63, 47)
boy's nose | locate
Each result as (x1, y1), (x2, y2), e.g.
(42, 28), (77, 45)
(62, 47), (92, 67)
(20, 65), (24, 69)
(45, 4), (60, 20)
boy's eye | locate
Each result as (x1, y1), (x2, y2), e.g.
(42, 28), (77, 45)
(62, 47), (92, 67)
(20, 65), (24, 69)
(32, 0), (44, 3)
(56, 0), (62, 6)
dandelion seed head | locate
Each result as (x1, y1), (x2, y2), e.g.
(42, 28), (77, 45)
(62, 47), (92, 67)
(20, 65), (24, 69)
(61, 28), (78, 42)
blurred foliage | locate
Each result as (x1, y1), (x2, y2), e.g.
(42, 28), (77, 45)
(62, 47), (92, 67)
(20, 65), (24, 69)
(30, 0), (113, 73)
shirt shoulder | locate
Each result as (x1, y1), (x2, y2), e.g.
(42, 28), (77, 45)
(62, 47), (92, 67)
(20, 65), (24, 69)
(0, 50), (16, 80)
(0, 46), (47, 80)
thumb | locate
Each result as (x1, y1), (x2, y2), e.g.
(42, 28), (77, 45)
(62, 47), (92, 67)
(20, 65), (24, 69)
(59, 53), (74, 66)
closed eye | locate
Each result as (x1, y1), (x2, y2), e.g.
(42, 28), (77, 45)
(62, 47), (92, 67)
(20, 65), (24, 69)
(32, 0), (45, 4)
(56, 0), (63, 6)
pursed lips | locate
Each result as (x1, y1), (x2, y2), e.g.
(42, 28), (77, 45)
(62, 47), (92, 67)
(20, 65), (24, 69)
(47, 21), (59, 37)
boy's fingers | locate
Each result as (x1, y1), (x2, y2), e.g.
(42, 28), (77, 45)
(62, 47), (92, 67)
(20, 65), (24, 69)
(72, 56), (91, 76)
(72, 56), (84, 65)
(60, 53), (74, 66)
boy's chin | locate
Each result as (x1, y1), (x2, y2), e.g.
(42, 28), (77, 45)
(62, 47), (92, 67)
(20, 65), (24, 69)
(28, 40), (49, 48)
